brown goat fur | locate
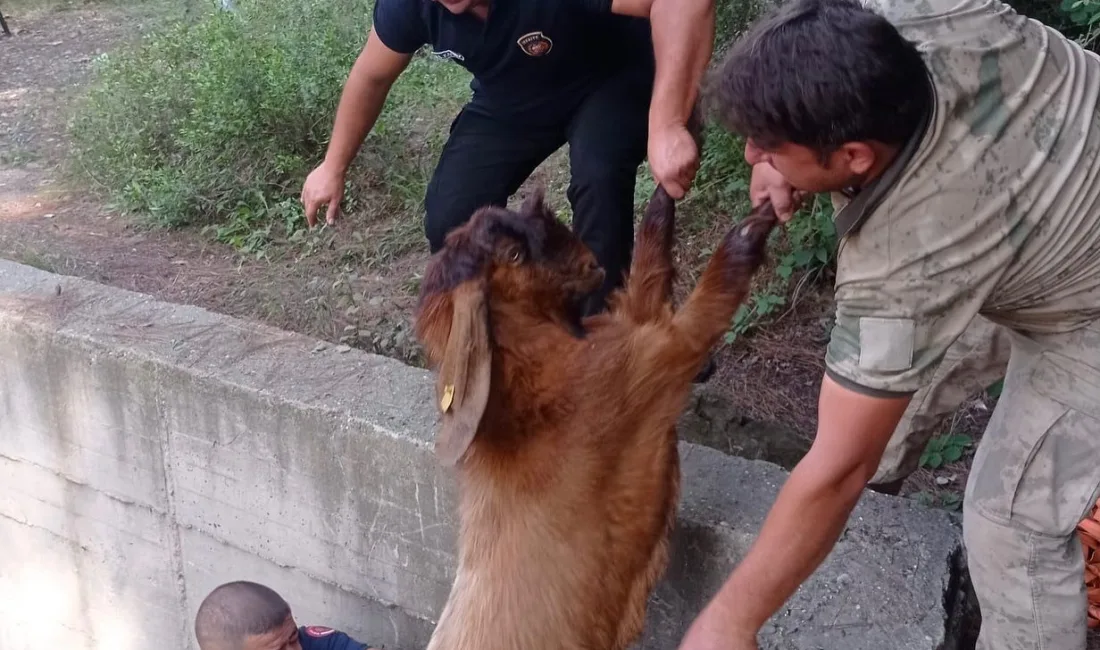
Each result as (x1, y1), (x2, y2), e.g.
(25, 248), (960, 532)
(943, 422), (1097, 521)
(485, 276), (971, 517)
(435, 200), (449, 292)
(413, 184), (778, 650)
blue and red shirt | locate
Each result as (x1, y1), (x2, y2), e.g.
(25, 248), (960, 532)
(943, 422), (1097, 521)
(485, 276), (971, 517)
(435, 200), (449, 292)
(371, 0), (653, 123)
(298, 625), (369, 650)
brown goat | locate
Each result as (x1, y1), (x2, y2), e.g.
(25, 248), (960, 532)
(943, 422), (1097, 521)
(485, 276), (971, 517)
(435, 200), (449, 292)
(413, 183), (778, 650)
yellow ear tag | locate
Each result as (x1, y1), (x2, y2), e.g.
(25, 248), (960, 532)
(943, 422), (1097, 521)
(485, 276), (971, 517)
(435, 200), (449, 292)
(440, 384), (455, 412)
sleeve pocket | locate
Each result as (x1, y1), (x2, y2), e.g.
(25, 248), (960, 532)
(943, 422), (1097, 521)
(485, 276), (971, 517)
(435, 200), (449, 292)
(858, 316), (916, 372)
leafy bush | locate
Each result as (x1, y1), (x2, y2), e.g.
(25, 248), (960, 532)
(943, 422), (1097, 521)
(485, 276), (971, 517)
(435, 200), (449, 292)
(68, 0), (471, 231)
(920, 433), (974, 469)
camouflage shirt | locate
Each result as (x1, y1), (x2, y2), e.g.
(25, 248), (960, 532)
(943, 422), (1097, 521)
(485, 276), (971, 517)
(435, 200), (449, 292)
(825, 0), (1100, 397)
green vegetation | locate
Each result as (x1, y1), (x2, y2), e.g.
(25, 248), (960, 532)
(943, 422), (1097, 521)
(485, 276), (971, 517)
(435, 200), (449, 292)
(68, 0), (471, 241)
(912, 489), (963, 512)
(919, 433), (975, 470)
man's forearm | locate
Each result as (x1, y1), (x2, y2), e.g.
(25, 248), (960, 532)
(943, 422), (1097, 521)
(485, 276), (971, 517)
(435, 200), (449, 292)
(708, 458), (867, 633)
(323, 56), (396, 174)
(647, 0), (714, 129)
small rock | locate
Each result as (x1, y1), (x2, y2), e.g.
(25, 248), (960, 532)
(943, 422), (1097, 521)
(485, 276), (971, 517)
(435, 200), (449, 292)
(368, 296), (384, 307)
(836, 573), (852, 587)
(337, 345), (352, 354)
(43, 213), (55, 219)
(935, 476), (951, 486)
(312, 343), (327, 353)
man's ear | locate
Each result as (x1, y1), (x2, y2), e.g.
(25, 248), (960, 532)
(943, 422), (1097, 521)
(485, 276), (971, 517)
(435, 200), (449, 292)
(838, 141), (878, 177)
(434, 278), (492, 466)
(520, 185), (549, 219)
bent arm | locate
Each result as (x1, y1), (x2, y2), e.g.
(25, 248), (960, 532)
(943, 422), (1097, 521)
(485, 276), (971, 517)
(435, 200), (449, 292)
(609, 0), (715, 130)
(323, 29), (412, 174)
(684, 374), (911, 642)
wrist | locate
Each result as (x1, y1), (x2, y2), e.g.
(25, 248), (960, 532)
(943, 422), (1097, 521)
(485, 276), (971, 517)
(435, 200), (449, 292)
(321, 153), (352, 176)
(711, 574), (768, 633)
(648, 93), (696, 133)
(691, 592), (760, 646)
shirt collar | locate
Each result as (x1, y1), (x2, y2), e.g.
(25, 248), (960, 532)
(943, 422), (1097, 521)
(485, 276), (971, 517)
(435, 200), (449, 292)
(832, 70), (937, 241)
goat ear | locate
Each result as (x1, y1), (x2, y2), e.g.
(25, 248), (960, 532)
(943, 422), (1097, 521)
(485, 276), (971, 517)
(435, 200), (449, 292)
(434, 279), (492, 466)
(519, 186), (548, 218)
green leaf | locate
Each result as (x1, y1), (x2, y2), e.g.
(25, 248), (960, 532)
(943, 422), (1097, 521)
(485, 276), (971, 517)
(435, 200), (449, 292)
(943, 446), (964, 463)
(940, 493), (962, 511)
(948, 434), (973, 447)
(925, 452), (944, 468)
(986, 378), (1004, 398)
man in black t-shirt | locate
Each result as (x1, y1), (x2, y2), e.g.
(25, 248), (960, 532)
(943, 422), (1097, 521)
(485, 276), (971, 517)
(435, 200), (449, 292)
(194, 581), (378, 650)
(301, 0), (714, 318)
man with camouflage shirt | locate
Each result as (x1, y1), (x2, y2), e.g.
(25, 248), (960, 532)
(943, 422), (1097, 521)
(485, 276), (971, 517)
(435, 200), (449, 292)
(676, 0), (1100, 648)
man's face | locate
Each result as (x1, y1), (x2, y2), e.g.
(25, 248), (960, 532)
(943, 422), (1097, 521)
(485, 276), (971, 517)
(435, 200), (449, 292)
(241, 614), (302, 650)
(744, 139), (868, 194)
(432, 0), (488, 15)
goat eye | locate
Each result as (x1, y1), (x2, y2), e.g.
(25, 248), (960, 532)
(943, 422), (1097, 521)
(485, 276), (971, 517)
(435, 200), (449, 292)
(509, 249), (523, 264)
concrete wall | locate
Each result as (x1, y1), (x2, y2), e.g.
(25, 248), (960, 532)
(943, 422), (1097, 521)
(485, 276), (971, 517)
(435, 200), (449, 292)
(0, 259), (971, 650)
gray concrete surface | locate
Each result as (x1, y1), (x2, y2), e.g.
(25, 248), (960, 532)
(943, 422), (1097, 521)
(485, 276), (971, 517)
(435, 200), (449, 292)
(0, 258), (970, 650)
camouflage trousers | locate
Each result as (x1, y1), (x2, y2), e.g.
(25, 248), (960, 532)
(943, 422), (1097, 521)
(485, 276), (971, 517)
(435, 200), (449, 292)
(870, 315), (1100, 649)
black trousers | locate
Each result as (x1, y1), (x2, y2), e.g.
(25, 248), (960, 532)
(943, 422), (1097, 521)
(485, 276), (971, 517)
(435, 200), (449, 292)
(423, 62), (653, 316)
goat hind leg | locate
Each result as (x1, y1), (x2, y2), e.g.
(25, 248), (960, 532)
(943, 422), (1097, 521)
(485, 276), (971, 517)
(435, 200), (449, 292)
(617, 186), (677, 323)
(611, 431), (681, 650)
(670, 205), (779, 367)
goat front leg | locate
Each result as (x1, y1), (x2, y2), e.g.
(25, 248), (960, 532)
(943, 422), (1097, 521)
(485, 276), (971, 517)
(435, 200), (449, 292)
(669, 202), (779, 372)
(615, 186), (677, 324)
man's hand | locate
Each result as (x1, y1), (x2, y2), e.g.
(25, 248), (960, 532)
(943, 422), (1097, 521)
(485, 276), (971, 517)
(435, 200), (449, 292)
(749, 161), (806, 223)
(649, 122), (700, 199)
(301, 162), (347, 227)
(608, 0), (714, 199)
(299, 29), (412, 228)
(673, 374), (912, 647)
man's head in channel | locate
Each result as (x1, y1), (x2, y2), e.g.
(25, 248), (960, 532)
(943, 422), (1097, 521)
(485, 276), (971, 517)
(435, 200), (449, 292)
(708, 0), (932, 194)
(194, 581), (302, 650)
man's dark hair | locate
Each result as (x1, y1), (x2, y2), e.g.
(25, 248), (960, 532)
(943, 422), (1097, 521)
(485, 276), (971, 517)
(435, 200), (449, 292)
(194, 581), (292, 650)
(707, 0), (932, 156)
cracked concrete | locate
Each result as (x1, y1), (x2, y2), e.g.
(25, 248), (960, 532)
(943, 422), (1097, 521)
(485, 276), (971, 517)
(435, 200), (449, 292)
(0, 259), (971, 650)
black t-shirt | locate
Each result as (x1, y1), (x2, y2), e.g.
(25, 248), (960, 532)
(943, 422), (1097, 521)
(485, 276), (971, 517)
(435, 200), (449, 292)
(372, 0), (653, 122)
(297, 625), (368, 650)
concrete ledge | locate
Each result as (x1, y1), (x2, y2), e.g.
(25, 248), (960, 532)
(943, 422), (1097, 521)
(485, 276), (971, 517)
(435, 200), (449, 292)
(0, 259), (966, 650)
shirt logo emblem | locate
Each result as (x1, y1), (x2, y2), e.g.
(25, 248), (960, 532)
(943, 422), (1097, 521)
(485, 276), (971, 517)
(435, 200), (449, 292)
(517, 31), (553, 57)
(433, 49), (465, 62)
(304, 626), (336, 637)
